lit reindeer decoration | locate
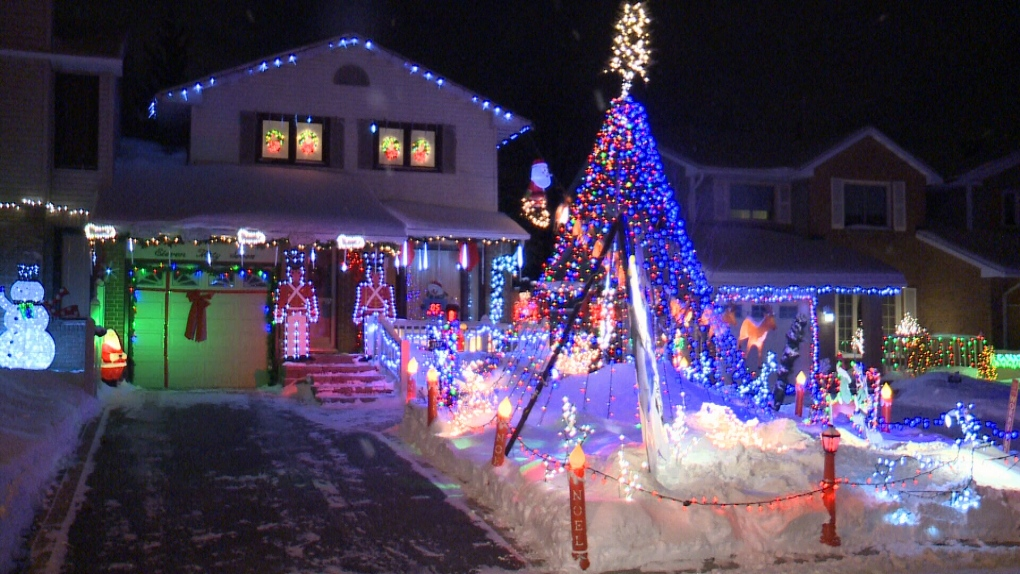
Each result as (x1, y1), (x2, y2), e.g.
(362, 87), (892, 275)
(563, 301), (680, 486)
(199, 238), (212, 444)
(738, 307), (777, 367)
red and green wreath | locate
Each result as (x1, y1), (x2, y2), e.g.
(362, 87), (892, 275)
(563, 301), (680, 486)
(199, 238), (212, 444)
(265, 129), (286, 154)
(380, 136), (401, 161)
(411, 137), (432, 164)
(297, 129), (320, 155)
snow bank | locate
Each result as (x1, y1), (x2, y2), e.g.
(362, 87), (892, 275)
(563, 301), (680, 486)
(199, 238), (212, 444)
(398, 361), (1020, 573)
(0, 371), (99, 573)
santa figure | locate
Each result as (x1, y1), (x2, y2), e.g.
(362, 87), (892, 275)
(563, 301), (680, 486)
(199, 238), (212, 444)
(273, 250), (319, 361)
(522, 158), (552, 228)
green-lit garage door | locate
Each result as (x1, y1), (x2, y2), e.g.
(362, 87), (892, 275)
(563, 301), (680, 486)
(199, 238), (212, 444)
(131, 267), (270, 389)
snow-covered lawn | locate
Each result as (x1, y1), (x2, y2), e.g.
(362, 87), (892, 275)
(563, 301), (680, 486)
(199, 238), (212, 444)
(0, 371), (99, 573)
(398, 362), (1020, 572)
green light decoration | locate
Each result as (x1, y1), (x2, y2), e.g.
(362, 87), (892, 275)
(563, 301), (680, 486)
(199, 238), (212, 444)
(411, 137), (431, 163)
(297, 129), (319, 155)
(380, 136), (401, 161)
(265, 129), (286, 154)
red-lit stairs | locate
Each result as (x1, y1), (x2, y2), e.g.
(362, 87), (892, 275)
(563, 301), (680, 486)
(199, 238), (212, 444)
(281, 354), (395, 403)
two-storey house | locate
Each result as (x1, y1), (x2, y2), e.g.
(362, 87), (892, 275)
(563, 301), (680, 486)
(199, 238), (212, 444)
(0, 0), (121, 385)
(89, 35), (530, 390)
(662, 127), (945, 375)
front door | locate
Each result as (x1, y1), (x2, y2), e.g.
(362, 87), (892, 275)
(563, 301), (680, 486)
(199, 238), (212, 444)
(310, 247), (336, 352)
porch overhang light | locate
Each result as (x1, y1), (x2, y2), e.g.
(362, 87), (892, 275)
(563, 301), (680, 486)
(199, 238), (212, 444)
(337, 234), (366, 250)
(821, 306), (835, 324)
(84, 223), (117, 241)
(237, 228), (266, 246)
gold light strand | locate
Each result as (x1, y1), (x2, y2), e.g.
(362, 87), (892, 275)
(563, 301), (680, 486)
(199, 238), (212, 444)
(607, 2), (652, 97)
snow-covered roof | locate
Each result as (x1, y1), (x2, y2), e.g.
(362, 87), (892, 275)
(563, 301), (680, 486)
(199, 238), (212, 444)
(96, 145), (406, 244)
(917, 228), (1020, 278)
(96, 140), (528, 244)
(692, 226), (906, 288)
(382, 200), (529, 241)
(942, 150), (1020, 186)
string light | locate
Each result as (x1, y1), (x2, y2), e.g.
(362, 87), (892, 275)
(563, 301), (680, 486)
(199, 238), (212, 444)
(152, 34), (528, 148)
(606, 2), (652, 97)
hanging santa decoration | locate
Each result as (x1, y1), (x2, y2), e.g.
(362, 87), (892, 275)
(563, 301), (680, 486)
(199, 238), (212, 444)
(522, 158), (552, 228)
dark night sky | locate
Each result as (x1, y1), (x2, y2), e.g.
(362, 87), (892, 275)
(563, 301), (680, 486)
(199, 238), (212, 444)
(58, 0), (1020, 184)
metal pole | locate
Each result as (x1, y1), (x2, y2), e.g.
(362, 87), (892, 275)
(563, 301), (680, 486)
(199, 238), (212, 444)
(504, 217), (623, 456)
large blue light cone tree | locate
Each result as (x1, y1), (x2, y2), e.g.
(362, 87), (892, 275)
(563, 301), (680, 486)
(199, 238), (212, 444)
(540, 96), (753, 395)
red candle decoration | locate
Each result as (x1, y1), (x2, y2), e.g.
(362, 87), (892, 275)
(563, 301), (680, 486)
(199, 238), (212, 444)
(880, 383), (893, 431)
(568, 445), (590, 571)
(492, 398), (512, 467)
(794, 371), (806, 418)
(427, 367), (439, 426)
(406, 357), (419, 403)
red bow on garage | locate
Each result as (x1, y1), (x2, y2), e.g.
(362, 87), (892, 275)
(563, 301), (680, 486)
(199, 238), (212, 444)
(185, 291), (214, 342)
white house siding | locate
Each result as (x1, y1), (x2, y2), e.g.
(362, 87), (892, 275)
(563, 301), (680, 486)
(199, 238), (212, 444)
(187, 47), (502, 213)
(50, 72), (117, 210)
(0, 58), (50, 202)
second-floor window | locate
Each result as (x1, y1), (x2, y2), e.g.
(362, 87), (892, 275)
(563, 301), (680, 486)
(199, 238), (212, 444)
(729, 184), (774, 220)
(1003, 190), (1019, 227)
(54, 73), (99, 170)
(831, 178), (906, 231)
(259, 114), (328, 165)
(373, 122), (441, 171)
(844, 183), (888, 227)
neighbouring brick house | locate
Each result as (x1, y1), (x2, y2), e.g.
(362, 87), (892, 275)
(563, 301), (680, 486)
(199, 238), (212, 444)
(0, 0), (122, 386)
(661, 127), (966, 373)
(89, 35), (530, 390)
(925, 152), (1020, 349)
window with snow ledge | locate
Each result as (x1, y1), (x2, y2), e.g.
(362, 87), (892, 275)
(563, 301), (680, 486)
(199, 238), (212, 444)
(257, 113), (329, 166)
(371, 121), (442, 171)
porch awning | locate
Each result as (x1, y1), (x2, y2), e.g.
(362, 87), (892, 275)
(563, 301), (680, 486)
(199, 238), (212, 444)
(96, 158), (408, 244)
(382, 200), (530, 240)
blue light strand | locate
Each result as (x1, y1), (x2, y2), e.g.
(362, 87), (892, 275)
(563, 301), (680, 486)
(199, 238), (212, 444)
(154, 35), (527, 147)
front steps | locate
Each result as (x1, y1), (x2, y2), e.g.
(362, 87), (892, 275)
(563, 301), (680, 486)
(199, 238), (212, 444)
(281, 354), (395, 403)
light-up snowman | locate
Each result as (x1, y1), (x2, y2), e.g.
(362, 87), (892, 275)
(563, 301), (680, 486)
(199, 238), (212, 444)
(0, 264), (56, 369)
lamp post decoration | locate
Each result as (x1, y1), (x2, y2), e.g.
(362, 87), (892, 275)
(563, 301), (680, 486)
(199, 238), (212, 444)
(568, 444), (590, 571)
(819, 424), (842, 547)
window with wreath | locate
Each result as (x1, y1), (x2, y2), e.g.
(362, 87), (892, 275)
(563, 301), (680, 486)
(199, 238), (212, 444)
(372, 122), (441, 170)
(259, 114), (327, 165)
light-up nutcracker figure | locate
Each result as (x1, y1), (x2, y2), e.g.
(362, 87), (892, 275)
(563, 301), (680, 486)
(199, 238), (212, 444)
(273, 250), (319, 361)
(353, 255), (396, 325)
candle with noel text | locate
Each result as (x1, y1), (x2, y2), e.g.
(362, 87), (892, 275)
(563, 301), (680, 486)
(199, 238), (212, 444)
(568, 444), (590, 570)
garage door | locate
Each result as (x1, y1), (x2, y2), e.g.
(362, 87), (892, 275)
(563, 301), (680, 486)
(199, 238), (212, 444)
(131, 267), (270, 390)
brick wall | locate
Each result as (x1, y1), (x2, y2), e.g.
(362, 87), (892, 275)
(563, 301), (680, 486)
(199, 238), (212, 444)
(809, 136), (929, 236)
(0, 0), (52, 51)
(100, 241), (129, 339)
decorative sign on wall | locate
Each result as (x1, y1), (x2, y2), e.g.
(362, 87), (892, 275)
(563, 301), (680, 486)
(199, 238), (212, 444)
(131, 243), (278, 265)
(336, 234), (366, 250)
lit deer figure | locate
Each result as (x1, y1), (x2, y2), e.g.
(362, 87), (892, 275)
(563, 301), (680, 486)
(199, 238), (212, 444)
(738, 308), (776, 366)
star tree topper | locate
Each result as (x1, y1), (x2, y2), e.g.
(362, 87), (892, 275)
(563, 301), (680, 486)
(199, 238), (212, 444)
(607, 2), (652, 97)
